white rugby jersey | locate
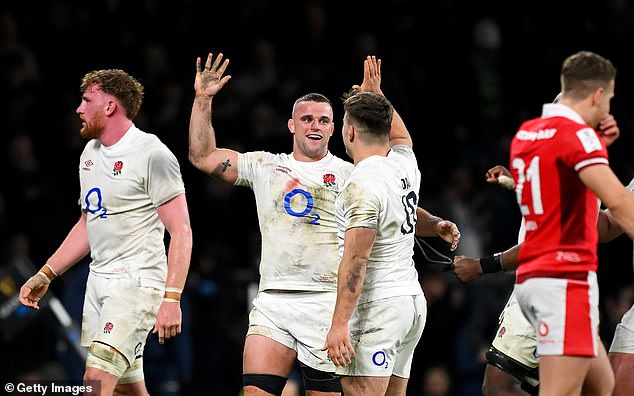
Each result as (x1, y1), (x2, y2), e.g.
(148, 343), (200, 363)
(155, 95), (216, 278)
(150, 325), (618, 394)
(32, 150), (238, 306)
(336, 144), (423, 304)
(79, 125), (185, 289)
(236, 151), (354, 292)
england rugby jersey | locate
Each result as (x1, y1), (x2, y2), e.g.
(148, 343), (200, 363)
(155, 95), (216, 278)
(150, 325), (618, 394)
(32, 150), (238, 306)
(236, 151), (354, 292)
(335, 144), (423, 304)
(79, 125), (185, 289)
(510, 104), (608, 283)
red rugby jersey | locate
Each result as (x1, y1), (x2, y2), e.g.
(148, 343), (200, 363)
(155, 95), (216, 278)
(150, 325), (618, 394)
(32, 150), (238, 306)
(510, 104), (608, 283)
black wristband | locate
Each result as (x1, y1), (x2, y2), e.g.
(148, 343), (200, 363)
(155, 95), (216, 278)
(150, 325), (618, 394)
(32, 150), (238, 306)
(480, 253), (504, 274)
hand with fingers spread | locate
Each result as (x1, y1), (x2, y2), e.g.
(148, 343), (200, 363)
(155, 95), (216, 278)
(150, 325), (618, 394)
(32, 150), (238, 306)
(195, 53), (232, 99)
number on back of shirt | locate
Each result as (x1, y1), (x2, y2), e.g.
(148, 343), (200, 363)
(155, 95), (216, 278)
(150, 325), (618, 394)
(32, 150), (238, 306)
(400, 191), (417, 235)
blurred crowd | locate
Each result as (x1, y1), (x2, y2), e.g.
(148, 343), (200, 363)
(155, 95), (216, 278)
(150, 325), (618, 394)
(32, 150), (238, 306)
(2, 1), (634, 395)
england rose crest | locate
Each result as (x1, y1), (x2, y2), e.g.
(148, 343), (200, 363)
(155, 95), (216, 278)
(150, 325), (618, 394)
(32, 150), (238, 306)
(103, 322), (114, 334)
(113, 161), (123, 176)
(323, 173), (336, 188)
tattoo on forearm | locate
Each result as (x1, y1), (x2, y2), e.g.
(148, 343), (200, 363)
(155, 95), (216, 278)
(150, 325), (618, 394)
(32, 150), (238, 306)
(221, 159), (232, 172)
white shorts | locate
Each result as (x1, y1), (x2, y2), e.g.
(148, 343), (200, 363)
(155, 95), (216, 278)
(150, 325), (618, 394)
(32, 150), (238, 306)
(491, 290), (539, 368)
(335, 294), (426, 378)
(81, 272), (163, 365)
(514, 272), (600, 357)
(610, 303), (634, 353)
(248, 290), (338, 372)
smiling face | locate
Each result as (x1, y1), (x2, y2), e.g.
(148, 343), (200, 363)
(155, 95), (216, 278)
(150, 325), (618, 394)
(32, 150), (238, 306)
(288, 100), (334, 161)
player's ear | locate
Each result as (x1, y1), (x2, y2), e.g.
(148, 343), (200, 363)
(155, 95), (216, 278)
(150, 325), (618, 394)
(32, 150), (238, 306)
(288, 119), (295, 134)
(105, 99), (117, 116)
(591, 87), (604, 106)
(347, 125), (355, 142)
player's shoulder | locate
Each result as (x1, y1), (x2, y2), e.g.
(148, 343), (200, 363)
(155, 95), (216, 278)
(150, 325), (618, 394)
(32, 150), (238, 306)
(328, 154), (355, 172)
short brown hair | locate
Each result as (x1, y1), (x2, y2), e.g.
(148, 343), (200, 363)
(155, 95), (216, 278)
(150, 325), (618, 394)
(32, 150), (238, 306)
(561, 51), (616, 100)
(343, 92), (393, 139)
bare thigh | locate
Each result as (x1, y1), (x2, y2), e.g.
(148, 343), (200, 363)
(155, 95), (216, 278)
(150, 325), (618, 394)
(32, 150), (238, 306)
(84, 367), (150, 396)
(243, 334), (297, 376)
(385, 375), (409, 396)
(341, 376), (390, 396)
(539, 355), (592, 396)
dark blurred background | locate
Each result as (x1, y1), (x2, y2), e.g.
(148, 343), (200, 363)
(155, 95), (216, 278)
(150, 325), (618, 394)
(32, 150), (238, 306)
(1, 1), (634, 395)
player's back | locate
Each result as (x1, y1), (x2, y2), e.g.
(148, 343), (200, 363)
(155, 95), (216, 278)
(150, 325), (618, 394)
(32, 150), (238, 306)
(337, 144), (423, 303)
(510, 107), (608, 282)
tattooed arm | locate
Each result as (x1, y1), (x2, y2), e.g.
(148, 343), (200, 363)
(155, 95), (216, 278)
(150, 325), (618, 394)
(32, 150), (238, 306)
(322, 226), (375, 367)
(189, 52), (240, 183)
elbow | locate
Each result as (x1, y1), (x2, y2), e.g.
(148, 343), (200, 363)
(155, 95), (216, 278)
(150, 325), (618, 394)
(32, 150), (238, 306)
(188, 152), (213, 175)
(188, 152), (203, 168)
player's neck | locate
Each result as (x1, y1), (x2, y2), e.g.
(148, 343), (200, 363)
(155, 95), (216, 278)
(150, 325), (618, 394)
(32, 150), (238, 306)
(100, 119), (133, 147)
(352, 146), (389, 165)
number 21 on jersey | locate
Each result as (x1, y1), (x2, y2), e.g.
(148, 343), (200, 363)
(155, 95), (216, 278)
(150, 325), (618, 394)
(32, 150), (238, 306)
(512, 156), (544, 216)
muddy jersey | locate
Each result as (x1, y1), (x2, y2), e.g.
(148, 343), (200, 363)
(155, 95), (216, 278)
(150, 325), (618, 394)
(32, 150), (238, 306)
(510, 104), (608, 283)
(335, 145), (423, 304)
(79, 125), (185, 289)
(237, 151), (354, 292)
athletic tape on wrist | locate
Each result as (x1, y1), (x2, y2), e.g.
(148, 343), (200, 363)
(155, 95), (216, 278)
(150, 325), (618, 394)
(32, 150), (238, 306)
(36, 271), (52, 284)
(163, 298), (180, 303)
(39, 264), (57, 281)
(45, 264), (59, 277)
(163, 291), (181, 301)
(480, 252), (504, 274)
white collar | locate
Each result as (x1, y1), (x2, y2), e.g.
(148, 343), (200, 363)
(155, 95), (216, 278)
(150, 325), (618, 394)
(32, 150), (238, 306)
(541, 103), (586, 125)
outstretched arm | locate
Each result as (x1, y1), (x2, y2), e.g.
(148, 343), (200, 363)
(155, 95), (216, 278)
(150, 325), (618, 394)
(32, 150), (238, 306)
(188, 53), (239, 183)
(453, 243), (521, 283)
(415, 207), (460, 251)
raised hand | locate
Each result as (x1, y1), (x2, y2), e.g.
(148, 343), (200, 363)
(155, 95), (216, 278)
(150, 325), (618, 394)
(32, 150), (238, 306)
(194, 53), (231, 99)
(352, 55), (383, 95)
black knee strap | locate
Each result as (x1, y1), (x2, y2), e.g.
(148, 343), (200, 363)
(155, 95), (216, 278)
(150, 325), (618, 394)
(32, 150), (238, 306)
(300, 365), (342, 392)
(485, 346), (539, 385)
(243, 373), (287, 395)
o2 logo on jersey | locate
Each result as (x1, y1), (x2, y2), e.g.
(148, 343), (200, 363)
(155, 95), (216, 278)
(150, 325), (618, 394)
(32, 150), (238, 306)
(283, 188), (321, 224)
(85, 187), (108, 218)
(372, 351), (389, 369)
